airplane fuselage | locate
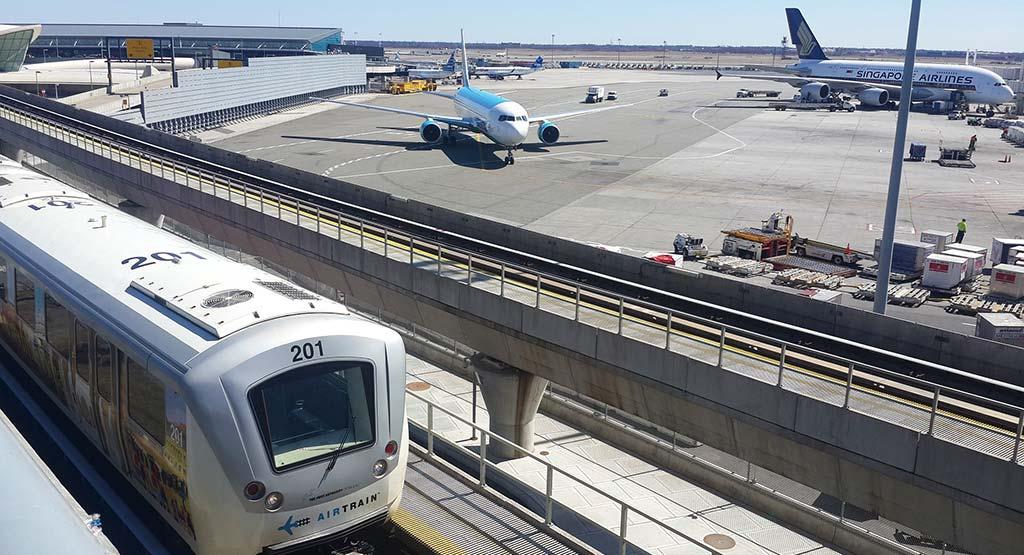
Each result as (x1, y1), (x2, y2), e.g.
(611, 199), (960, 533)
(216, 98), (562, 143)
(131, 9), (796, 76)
(789, 59), (1015, 105)
(453, 86), (529, 147)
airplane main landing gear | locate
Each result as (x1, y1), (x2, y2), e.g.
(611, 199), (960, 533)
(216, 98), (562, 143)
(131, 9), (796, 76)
(504, 149), (515, 165)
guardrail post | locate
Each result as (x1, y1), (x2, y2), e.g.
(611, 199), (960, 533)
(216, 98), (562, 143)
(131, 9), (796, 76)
(617, 297), (625, 335)
(535, 275), (542, 308)
(843, 362), (855, 409)
(574, 285), (581, 321)
(500, 264), (506, 297)
(316, 206), (321, 234)
(258, 189), (264, 214)
(359, 221), (364, 249)
(384, 229), (389, 257)
(777, 344), (787, 387)
(427, 403), (434, 457)
(437, 245), (442, 275)
(409, 237), (415, 265)
(467, 253), (473, 285)
(545, 465), (554, 526)
(665, 312), (673, 349)
(618, 505), (628, 555)
(1013, 411), (1024, 464)
(479, 431), (488, 486)
(276, 193), (282, 220)
(927, 387), (941, 436)
(717, 326), (726, 367)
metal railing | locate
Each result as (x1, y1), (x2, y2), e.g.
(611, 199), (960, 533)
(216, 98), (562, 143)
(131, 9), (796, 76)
(2, 99), (1023, 464)
(406, 389), (722, 555)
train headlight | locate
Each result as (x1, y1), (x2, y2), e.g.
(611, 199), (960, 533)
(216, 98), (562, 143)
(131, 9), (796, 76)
(372, 459), (388, 478)
(244, 481), (266, 501)
(384, 440), (398, 458)
(264, 491), (284, 512)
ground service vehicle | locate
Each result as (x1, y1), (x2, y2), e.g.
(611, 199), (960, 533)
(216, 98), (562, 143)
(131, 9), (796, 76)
(659, 88), (669, 97)
(736, 89), (781, 98)
(606, 91), (618, 101)
(791, 235), (866, 265)
(673, 234), (708, 258)
(586, 85), (605, 103)
(0, 157), (408, 555)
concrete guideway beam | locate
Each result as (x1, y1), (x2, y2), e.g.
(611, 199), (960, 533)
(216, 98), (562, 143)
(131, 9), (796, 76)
(4, 118), (1024, 555)
(471, 355), (548, 459)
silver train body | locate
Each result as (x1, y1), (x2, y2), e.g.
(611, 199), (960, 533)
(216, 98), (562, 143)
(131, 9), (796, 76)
(0, 156), (407, 554)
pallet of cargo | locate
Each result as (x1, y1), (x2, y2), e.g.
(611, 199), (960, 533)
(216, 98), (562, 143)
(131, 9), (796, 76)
(765, 254), (858, 277)
(859, 265), (921, 283)
(853, 283), (930, 307)
(772, 268), (845, 290)
(946, 294), (1024, 317)
(704, 256), (773, 277)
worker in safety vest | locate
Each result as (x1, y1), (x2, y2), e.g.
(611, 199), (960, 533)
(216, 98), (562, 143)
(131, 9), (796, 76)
(955, 218), (967, 243)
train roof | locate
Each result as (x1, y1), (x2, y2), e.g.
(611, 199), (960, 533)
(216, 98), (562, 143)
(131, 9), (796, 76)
(0, 157), (349, 369)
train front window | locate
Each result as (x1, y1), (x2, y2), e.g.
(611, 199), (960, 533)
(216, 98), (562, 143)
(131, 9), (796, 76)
(250, 361), (375, 472)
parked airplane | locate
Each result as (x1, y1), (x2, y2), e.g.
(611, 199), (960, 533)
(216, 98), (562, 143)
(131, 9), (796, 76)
(473, 56), (545, 80)
(407, 53), (458, 80)
(718, 8), (1015, 110)
(313, 32), (616, 166)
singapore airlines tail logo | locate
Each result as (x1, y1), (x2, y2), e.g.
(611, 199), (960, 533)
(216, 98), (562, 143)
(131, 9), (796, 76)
(797, 22), (817, 58)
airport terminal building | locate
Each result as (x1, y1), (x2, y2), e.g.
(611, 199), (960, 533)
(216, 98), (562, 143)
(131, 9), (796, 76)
(0, 24), (41, 72)
(21, 23), (343, 61)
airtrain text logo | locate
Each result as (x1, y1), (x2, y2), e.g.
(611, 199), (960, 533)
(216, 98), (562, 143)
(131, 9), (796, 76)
(277, 492), (382, 536)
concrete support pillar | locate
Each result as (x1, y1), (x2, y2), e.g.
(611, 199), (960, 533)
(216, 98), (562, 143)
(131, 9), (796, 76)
(472, 355), (548, 459)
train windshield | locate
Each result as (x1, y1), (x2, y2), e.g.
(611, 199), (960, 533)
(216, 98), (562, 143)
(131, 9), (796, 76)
(250, 361), (375, 472)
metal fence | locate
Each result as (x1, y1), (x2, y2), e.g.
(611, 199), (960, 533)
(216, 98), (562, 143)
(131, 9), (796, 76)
(2, 98), (1023, 469)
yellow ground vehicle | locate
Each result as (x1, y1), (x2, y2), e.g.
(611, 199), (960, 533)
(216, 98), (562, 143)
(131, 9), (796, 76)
(388, 80), (439, 94)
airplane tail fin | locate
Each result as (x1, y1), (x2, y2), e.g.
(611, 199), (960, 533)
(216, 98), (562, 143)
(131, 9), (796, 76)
(786, 8), (828, 60)
(460, 30), (471, 86)
(533, 56), (544, 68)
(444, 52), (456, 71)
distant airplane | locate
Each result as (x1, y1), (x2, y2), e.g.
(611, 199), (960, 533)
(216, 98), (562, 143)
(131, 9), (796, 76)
(407, 52), (458, 80)
(717, 8), (1015, 110)
(473, 56), (545, 80)
(314, 31), (617, 166)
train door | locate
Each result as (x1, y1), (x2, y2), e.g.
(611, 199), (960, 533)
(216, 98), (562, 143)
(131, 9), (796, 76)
(72, 321), (101, 443)
(92, 334), (125, 471)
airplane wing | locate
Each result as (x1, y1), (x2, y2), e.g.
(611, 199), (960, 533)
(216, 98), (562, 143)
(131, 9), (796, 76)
(716, 70), (903, 95)
(528, 104), (623, 124)
(310, 97), (480, 130)
(425, 91), (458, 100)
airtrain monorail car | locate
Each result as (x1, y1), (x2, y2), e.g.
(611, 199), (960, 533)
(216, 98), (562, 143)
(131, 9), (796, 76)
(0, 157), (407, 554)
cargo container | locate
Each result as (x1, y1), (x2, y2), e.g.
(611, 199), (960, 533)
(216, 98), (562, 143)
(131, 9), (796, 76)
(975, 313), (1024, 347)
(922, 253), (968, 289)
(991, 238), (1024, 265)
(920, 229), (954, 252)
(990, 264), (1024, 299)
(874, 239), (935, 273)
(943, 249), (984, 278)
(949, 243), (987, 266)
(1011, 245), (1024, 261)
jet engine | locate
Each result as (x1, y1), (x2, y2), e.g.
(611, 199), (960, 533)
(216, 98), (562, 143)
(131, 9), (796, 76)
(537, 121), (560, 144)
(419, 119), (443, 143)
(800, 82), (830, 101)
(857, 88), (890, 107)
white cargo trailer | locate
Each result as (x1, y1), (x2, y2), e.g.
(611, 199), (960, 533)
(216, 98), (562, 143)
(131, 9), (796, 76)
(920, 229), (954, 252)
(922, 253), (968, 289)
(943, 249), (985, 278)
(990, 264), (1024, 299)
(975, 313), (1024, 347)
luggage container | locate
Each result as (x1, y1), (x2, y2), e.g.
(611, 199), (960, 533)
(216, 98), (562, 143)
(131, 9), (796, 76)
(943, 249), (985, 278)
(991, 238), (1024, 265)
(874, 239), (935, 273)
(949, 243), (987, 266)
(920, 229), (954, 252)
(975, 313), (1024, 347)
(1011, 246), (1024, 261)
(922, 253), (968, 289)
(990, 264), (1024, 299)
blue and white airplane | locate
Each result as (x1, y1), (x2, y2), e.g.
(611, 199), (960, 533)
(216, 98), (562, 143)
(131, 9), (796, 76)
(718, 8), (1015, 110)
(473, 56), (545, 80)
(407, 52), (458, 80)
(315, 31), (615, 165)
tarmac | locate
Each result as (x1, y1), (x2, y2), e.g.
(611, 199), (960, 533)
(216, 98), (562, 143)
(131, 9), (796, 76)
(207, 68), (1024, 333)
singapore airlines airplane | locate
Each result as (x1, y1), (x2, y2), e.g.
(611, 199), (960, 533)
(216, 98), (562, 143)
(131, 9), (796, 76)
(314, 32), (616, 166)
(474, 56), (545, 80)
(718, 8), (1015, 110)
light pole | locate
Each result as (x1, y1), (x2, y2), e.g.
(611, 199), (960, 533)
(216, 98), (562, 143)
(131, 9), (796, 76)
(663, 40), (667, 68)
(88, 60), (95, 88)
(42, 49), (47, 63)
(551, 34), (554, 64)
(34, 71), (40, 96)
(617, 38), (621, 64)
(873, 0), (922, 314)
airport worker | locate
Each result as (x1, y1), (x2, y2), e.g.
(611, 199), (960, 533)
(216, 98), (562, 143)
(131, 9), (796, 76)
(955, 218), (967, 243)
(969, 135), (977, 152)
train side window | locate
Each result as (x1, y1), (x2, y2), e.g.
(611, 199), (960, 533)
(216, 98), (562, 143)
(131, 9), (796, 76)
(74, 321), (92, 382)
(44, 293), (72, 358)
(14, 269), (34, 327)
(127, 357), (165, 445)
(0, 255), (6, 303)
(95, 336), (113, 401)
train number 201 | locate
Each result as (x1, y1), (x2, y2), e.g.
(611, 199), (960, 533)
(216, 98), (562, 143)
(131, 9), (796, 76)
(121, 251), (206, 270)
(291, 341), (324, 362)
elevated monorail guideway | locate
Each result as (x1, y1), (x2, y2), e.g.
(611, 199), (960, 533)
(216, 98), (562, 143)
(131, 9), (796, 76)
(1, 91), (1022, 468)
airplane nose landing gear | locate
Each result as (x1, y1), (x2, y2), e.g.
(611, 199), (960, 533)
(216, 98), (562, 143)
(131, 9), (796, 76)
(504, 149), (515, 165)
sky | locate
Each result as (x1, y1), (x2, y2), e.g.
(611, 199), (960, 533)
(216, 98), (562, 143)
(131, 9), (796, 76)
(6, 0), (1024, 53)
